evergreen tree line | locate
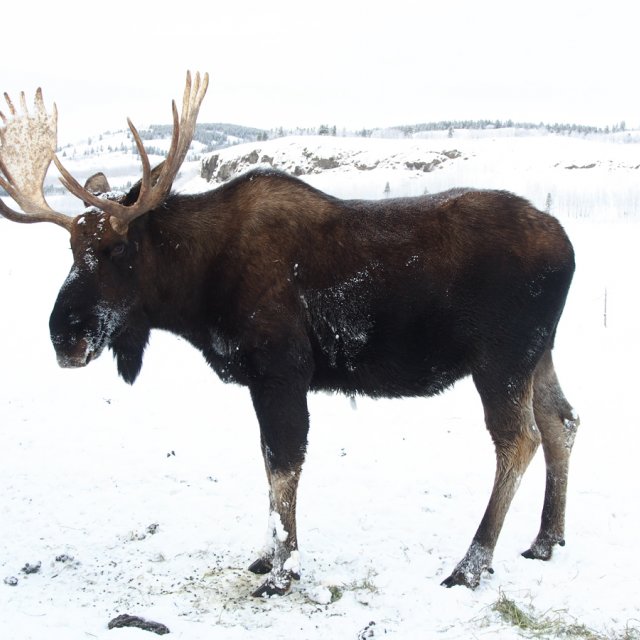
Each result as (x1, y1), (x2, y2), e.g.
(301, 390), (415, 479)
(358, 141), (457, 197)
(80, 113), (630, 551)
(140, 123), (267, 153)
(255, 120), (629, 140)
(397, 120), (627, 136)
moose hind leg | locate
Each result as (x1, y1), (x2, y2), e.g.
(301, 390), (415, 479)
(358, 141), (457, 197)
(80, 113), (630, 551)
(443, 378), (541, 588)
(523, 350), (579, 560)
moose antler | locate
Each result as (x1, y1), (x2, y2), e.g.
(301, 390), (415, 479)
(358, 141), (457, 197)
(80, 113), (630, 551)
(54, 71), (209, 234)
(0, 71), (209, 234)
(0, 89), (74, 230)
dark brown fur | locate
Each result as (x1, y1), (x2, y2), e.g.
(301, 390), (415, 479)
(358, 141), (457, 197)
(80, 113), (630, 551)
(48, 168), (578, 595)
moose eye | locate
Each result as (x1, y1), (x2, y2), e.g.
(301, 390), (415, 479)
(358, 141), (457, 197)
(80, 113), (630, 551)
(110, 243), (127, 259)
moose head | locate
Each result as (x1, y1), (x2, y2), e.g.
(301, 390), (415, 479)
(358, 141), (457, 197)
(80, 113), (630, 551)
(0, 72), (208, 382)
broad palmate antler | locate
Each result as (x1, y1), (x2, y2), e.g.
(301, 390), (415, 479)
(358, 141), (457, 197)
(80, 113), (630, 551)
(0, 71), (209, 234)
(0, 88), (73, 230)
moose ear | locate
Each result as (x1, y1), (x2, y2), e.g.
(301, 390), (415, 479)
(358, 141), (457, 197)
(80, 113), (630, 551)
(83, 172), (112, 205)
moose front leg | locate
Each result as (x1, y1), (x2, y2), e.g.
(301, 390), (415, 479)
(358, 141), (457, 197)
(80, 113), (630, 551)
(250, 463), (303, 597)
(247, 365), (310, 597)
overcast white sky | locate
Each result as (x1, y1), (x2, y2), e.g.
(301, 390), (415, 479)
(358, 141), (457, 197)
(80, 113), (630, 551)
(2, 0), (637, 142)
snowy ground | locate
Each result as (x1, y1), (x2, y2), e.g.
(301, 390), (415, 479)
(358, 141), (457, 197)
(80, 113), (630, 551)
(1, 133), (639, 639)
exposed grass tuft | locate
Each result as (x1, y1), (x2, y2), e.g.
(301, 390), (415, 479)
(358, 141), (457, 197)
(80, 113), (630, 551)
(328, 585), (343, 603)
(492, 592), (640, 640)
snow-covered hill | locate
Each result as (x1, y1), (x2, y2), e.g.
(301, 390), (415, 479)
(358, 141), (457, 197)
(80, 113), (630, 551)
(201, 135), (463, 183)
(201, 131), (640, 185)
(197, 132), (640, 221)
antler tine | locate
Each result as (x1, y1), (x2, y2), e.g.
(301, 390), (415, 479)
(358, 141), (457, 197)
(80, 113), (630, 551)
(157, 71), (208, 194)
(19, 91), (29, 117)
(2, 91), (16, 117)
(149, 80), (192, 199)
(104, 70), (209, 234)
(0, 88), (74, 231)
(127, 117), (152, 203)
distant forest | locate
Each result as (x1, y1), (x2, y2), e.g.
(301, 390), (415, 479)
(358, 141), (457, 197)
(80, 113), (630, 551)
(141, 123), (266, 154)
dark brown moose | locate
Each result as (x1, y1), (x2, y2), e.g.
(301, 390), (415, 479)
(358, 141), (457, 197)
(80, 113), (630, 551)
(0, 72), (579, 596)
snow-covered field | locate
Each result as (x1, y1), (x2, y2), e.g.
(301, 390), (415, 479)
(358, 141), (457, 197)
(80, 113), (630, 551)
(1, 132), (639, 639)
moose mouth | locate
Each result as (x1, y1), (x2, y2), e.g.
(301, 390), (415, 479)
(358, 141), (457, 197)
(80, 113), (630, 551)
(56, 336), (108, 368)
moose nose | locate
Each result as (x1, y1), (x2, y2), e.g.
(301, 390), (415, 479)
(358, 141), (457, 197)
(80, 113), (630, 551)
(54, 337), (92, 368)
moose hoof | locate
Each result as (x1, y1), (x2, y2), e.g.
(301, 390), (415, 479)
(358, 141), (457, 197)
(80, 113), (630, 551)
(441, 565), (493, 590)
(248, 557), (273, 575)
(522, 548), (547, 560)
(442, 542), (493, 589)
(522, 536), (565, 561)
(251, 564), (301, 597)
(251, 577), (291, 598)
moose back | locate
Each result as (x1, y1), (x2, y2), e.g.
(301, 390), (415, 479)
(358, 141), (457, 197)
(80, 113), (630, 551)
(0, 72), (578, 597)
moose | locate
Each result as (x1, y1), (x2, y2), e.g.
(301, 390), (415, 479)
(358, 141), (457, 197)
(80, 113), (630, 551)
(0, 72), (579, 597)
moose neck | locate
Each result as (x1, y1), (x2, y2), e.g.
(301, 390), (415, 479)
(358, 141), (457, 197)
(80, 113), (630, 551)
(138, 190), (233, 341)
